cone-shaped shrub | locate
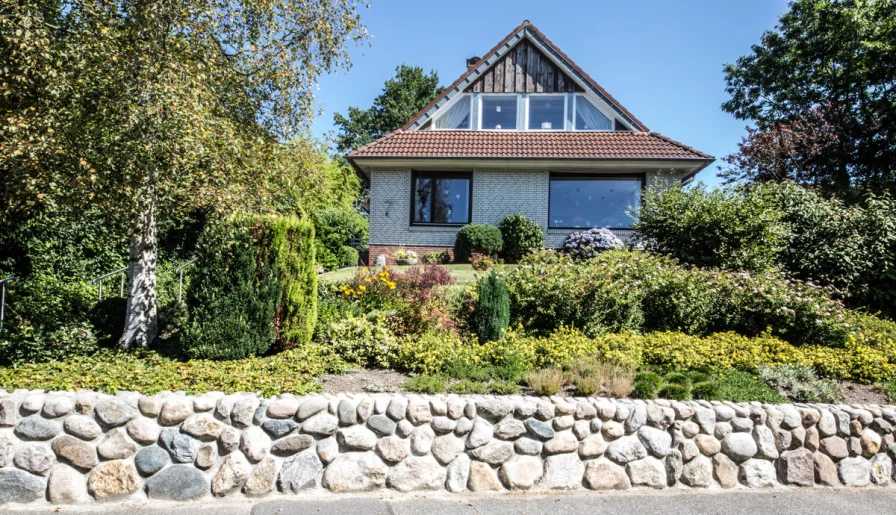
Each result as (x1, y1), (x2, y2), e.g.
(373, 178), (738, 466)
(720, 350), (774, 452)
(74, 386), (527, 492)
(473, 271), (510, 342)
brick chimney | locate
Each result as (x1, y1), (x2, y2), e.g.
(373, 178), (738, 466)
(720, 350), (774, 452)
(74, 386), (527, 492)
(466, 56), (480, 69)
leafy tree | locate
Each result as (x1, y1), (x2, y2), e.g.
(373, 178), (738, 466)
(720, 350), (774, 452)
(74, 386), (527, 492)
(1, 0), (367, 349)
(332, 64), (442, 153)
(722, 0), (896, 194)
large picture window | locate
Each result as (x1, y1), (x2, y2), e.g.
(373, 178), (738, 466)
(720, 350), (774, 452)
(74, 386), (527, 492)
(527, 95), (565, 130)
(411, 171), (472, 225)
(549, 174), (642, 229)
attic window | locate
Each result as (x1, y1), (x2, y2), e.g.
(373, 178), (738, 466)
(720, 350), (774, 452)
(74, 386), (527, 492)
(480, 96), (517, 130)
(614, 119), (630, 131)
(434, 95), (471, 130)
(574, 95), (612, 131)
(527, 95), (565, 130)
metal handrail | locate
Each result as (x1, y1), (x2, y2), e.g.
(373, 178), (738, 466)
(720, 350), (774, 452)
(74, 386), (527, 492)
(90, 267), (127, 300)
(0, 275), (16, 333)
(174, 258), (197, 303)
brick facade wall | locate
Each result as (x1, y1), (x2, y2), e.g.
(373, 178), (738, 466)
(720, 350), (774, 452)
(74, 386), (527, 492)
(367, 167), (680, 255)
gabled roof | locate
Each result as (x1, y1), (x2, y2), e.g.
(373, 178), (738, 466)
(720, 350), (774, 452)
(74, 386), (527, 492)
(401, 20), (649, 132)
(349, 130), (713, 161)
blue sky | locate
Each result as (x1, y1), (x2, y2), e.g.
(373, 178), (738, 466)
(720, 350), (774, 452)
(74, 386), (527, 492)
(311, 0), (791, 187)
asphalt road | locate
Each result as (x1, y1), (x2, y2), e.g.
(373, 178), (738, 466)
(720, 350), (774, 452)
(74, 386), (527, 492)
(4, 490), (896, 515)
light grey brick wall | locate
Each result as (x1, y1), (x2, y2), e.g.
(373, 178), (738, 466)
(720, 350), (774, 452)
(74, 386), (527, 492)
(368, 168), (680, 248)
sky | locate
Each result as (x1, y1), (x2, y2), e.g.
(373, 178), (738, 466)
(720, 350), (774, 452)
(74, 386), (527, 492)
(311, 0), (791, 187)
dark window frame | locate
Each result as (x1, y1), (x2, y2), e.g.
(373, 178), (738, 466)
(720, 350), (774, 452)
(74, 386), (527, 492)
(409, 170), (474, 227)
(547, 172), (645, 230)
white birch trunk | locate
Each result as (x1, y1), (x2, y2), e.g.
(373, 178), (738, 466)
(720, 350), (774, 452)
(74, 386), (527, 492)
(119, 187), (159, 349)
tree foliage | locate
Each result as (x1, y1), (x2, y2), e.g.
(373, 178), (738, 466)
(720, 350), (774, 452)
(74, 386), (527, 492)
(722, 0), (896, 194)
(332, 64), (442, 153)
(1, 0), (367, 348)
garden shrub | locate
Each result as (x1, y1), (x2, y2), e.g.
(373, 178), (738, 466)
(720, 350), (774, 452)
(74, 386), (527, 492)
(634, 184), (786, 271)
(657, 383), (690, 401)
(758, 364), (841, 403)
(422, 250), (451, 264)
(450, 379), (490, 395)
(470, 253), (497, 271)
(182, 214), (317, 360)
(402, 374), (446, 394)
(499, 213), (544, 263)
(312, 208), (368, 272)
(562, 228), (623, 259)
(526, 368), (565, 396)
(472, 272), (510, 342)
(489, 380), (521, 395)
(454, 224), (503, 262)
(0, 345), (343, 396)
(324, 315), (398, 368)
(338, 246), (359, 269)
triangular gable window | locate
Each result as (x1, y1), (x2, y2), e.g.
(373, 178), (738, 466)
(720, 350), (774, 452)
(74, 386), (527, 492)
(574, 96), (612, 131)
(434, 95), (472, 130)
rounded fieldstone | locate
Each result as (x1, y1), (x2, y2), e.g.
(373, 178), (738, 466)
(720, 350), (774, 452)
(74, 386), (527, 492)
(681, 454), (712, 487)
(625, 405), (647, 432)
(126, 417), (161, 444)
(470, 440), (515, 465)
(814, 451), (840, 486)
(302, 413), (338, 436)
(377, 435), (411, 463)
(695, 434), (721, 455)
(271, 434), (314, 456)
(753, 425), (779, 460)
(540, 452), (585, 490)
(870, 453), (891, 485)
(63, 415), (102, 441)
(97, 427), (137, 460)
(0, 398), (20, 427)
(219, 426), (240, 455)
(713, 453), (738, 488)
(94, 399), (137, 427)
(544, 431), (578, 454)
(267, 397), (300, 419)
(838, 456), (871, 487)
(135, 446), (169, 476)
(322, 452), (388, 492)
(410, 424), (435, 455)
(467, 418), (493, 449)
(820, 436), (849, 460)
(159, 398), (193, 426)
(277, 450), (323, 493)
(638, 426), (672, 457)
(357, 399), (375, 422)
(386, 397), (408, 421)
(14, 443), (55, 475)
(578, 433), (608, 458)
(159, 428), (197, 463)
(245, 457), (277, 496)
(475, 399), (512, 422)
(338, 425), (378, 451)
(714, 421), (733, 440)
(777, 448), (815, 486)
(584, 457), (631, 490)
(212, 452), (251, 497)
(367, 414), (397, 436)
(48, 465), (86, 504)
(262, 419), (297, 439)
(499, 455), (544, 490)
(42, 396), (74, 418)
(196, 444), (217, 470)
(446, 454), (471, 492)
(431, 434), (464, 464)
(495, 419), (526, 440)
(0, 468), (46, 503)
(575, 402), (597, 420)
(15, 415), (61, 440)
(721, 432), (757, 462)
(147, 465), (209, 501)
(406, 400), (432, 425)
(553, 415), (575, 430)
(317, 436), (339, 464)
(21, 394), (45, 413)
(387, 454), (445, 492)
(240, 426), (271, 462)
(52, 435), (98, 470)
(535, 402), (555, 421)
(524, 418), (555, 440)
(606, 435), (648, 464)
(231, 398), (259, 428)
(739, 459), (777, 488)
(447, 398), (465, 420)
(515, 437), (543, 456)
(396, 419), (414, 438)
(138, 396), (163, 417)
(297, 398), (328, 420)
(431, 416), (457, 434)
(695, 409), (716, 434)
(714, 405), (735, 422)
(181, 414), (223, 440)
(0, 432), (15, 467)
(626, 456), (666, 489)
(88, 460), (140, 500)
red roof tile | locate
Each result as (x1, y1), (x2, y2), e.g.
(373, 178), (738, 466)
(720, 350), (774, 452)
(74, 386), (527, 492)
(348, 130), (713, 161)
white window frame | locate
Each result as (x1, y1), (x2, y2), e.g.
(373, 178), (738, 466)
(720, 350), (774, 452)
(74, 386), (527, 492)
(572, 93), (630, 132)
(524, 93), (567, 131)
(432, 94), (474, 131)
(477, 94), (521, 131)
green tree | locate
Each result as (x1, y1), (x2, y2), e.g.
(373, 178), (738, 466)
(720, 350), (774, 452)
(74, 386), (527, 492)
(332, 64), (442, 153)
(722, 0), (896, 194)
(1, 0), (367, 349)
(472, 272), (510, 343)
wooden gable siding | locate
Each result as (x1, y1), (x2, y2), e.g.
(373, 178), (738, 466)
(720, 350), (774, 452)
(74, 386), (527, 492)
(465, 40), (583, 94)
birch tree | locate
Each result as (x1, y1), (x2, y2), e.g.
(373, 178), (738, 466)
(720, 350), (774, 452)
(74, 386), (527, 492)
(1, 0), (368, 348)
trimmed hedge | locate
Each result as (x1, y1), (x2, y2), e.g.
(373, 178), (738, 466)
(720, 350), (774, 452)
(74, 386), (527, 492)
(181, 214), (317, 360)
(454, 224), (503, 262)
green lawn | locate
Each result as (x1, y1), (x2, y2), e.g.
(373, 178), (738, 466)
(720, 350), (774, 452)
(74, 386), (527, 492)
(320, 264), (481, 284)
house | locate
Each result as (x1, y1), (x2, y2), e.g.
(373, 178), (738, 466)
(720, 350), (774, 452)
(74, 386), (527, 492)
(347, 21), (714, 264)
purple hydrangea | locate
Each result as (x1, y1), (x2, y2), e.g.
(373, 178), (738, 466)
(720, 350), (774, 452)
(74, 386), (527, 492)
(563, 227), (623, 259)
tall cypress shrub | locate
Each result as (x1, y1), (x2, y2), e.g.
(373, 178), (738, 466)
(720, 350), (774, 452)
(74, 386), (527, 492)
(473, 271), (510, 342)
(182, 214), (317, 359)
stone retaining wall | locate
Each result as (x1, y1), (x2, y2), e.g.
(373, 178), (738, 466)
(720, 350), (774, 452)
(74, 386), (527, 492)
(1, 390), (895, 505)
